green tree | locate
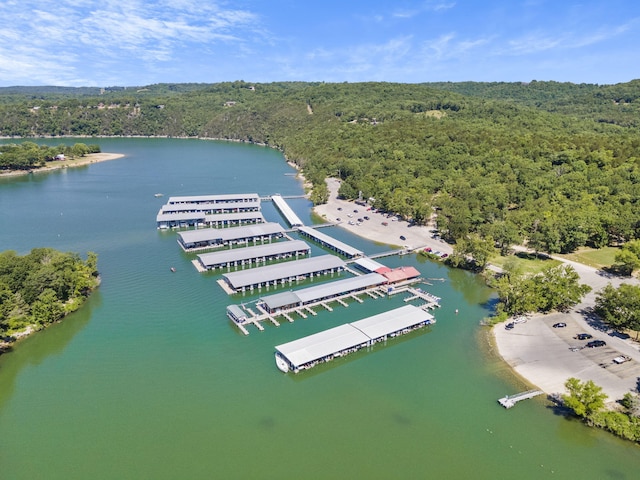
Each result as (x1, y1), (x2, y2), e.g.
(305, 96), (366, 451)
(562, 377), (608, 421)
(614, 240), (640, 276)
(595, 283), (640, 339)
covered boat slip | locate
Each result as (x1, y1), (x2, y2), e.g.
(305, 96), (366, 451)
(272, 194), (304, 227)
(159, 201), (260, 215)
(298, 226), (363, 258)
(156, 211), (265, 229)
(259, 272), (388, 313)
(167, 193), (260, 205)
(197, 240), (311, 270)
(222, 254), (347, 292)
(177, 222), (285, 252)
(275, 305), (435, 373)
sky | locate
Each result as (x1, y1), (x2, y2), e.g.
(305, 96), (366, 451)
(0, 0), (638, 87)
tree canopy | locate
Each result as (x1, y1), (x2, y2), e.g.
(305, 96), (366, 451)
(0, 248), (99, 336)
(1, 80), (640, 253)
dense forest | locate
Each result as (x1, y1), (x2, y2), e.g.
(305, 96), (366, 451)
(1, 80), (639, 255)
(0, 249), (99, 343)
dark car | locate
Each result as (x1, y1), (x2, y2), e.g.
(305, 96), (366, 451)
(574, 333), (593, 340)
(400, 235), (406, 241)
(337, 207), (342, 211)
(586, 340), (606, 348)
(505, 322), (515, 330)
(553, 322), (567, 328)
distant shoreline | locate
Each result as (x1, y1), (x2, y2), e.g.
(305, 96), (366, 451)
(0, 152), (125, 178)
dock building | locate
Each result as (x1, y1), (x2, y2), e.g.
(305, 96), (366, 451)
(156, 211), (264, 229)
(167, 193), (260, 205)
(298, 226), (364, 258)
(222, 254), (346, 293)
(159, 201), (260, 216)
(274, 305), (434, 373)
(258, 273), (388, 313)
(197, 240), (310, 271)
(272, 194), (304, 228)
(177, 222), (285, 252)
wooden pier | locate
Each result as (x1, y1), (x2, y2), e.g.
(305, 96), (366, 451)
(498, 390), (544, 409)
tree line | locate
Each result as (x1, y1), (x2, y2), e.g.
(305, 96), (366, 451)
(1, 80), (639, 255)
(0, 248), (99, 341)
(0, 141), (100, 171)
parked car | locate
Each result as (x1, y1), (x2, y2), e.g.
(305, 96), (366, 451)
(513, 316), (527, 324)
(399, 235), (406, 241)
(613, 355), (631, 364)
(337, 207), (342, 211)
(441, 253), (448, 258)
(505, 322), (515, 330)
(382, 222), (388, 226)
(336, 218), (341, 222)
(553, 322), (567, 328)
(574, 333), (593, 340)
(586, 340), (606, 348)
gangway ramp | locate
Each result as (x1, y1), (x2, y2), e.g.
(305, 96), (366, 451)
(498, 390), (544, 409)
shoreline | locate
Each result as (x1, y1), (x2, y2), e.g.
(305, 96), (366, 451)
(0, 152), (125, 178)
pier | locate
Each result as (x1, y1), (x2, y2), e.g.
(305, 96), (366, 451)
(272, 194), (304, 228)
(298, 226), (364, 258)
(274, 305), (435, 373)
(498, 390), (544, 409)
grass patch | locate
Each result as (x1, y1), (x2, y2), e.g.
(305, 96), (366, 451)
(557, 247), (619, 269)
(489, 252), (561, 276)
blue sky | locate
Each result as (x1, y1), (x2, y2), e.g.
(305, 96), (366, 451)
(0, 0), (638, 87)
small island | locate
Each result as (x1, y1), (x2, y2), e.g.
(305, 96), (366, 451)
(0, 248), (100, 354)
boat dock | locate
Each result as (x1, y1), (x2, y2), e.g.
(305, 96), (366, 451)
(498, 390), (544, 409)
(298, 226), (364, 258)
(274, 305), (435, 373)
(272, 194), (304, 227)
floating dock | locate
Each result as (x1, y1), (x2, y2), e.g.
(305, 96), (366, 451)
(272, 194), (304, 228)
(177, 222), (285, 252)
(274, 305), (435, 373)
(221, 254), (347, 293)
(298, 226), (364, 258)
(498, 390), (544, 409)
(196, 240), (311, 271)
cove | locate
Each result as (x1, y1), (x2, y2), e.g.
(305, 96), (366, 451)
(1, 137), (640, 479)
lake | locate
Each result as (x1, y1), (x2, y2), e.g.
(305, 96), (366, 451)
(1, 138), (639, 479)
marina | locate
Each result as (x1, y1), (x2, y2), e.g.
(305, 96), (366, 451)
(298, 225), (364, 258)
(196, 240), (311, 271)
(177, 222), (285, 252)
(220, 254), (347, 292)
(274, 305), (435, 373)
(156, 210), (264, 229)
(272, 194), (304, 227)
(166, 193), (261, 205)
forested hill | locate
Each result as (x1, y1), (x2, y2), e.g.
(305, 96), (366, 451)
(1, 80), (639, 254)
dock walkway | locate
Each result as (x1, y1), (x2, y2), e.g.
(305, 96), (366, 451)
(498, 390), (544, 409)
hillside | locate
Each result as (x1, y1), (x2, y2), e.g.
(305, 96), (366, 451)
(1, 80), (639, 254)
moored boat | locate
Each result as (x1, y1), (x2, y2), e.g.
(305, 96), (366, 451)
(275, 353), (289, 373)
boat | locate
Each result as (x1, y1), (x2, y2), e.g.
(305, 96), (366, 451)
(154, 193), (164, 197)
(170, 267), (176, 272)
(275, 353), (290, 373)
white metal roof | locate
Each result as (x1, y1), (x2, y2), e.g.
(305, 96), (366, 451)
(223, 254), (346, 289)
(272, 194), (304, 227)
(275, 305), (433, 368)
(168, 193), (259, 204)
(275, 324), (370, 368)
(353, 257), (386, 272)
(298, 226), (363, 257)
(260, 273), (386, 310)
(178, 222), (284, 244)
(351, 305), (434, 339)
(198, 240), (309, 267)
(157, 210), (264, 223)
(161, 201), (260, 214)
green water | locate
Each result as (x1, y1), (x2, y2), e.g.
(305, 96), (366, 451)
(1, 138), (639, 479)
